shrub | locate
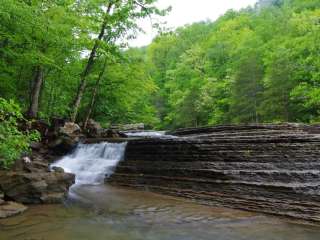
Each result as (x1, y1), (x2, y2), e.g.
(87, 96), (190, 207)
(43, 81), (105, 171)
(0, 98), (40, 168)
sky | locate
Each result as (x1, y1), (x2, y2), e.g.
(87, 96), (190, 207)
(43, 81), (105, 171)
(129, 0), (258, 47)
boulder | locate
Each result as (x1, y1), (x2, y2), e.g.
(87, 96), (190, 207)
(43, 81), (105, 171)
(59, 122), (81, 137)
(0, 201), (28, 218)
(11, 154), (49, 173)
(51, 166), (64, 173)
(47, 122), (83, 155)
(85, 119), (102, 138)
(48, 135), (79, 155)
(0, 171), (75, 204)
(101, 129), (121, 138)
(23, 160), (49, 173)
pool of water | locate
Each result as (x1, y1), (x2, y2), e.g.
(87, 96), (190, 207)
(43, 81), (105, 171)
(1, 185), (320, 240)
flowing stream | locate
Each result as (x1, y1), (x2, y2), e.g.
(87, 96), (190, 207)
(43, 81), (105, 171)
(1, 138), (320, 240)
(51, 142), (127, 185)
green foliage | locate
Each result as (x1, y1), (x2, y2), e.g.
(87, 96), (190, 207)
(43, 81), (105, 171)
(0, 0), (166, 127)
(145, 0), (320, 129)
(87, 48), (160, 127)
(0, 0), (319, 130)
(0, 98), (40, 168)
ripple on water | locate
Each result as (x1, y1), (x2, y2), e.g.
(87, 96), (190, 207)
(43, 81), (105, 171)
(1, 185), (320, 240)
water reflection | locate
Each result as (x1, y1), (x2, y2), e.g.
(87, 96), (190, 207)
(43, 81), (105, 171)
(1, 185), (320, 240)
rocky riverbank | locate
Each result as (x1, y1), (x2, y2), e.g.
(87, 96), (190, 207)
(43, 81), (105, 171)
(108, 123), (320, 222)
(0, 165), (74, 218)
(0, 120), (79, 218)
(0, 118), (131, 218)
(3, 121), (320, 222)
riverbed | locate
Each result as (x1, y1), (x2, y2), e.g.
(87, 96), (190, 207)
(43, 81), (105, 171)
(1, 184), (320, 240)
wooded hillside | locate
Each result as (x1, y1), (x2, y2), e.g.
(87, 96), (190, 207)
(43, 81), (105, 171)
(1, 0), (319, 129)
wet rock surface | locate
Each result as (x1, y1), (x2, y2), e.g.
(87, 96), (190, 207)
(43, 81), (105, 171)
(0, 171), (75, 204)
(0, 123), (76, 213)
(0, 201), (28, 219)
(0, 189), (28, 219)
(85, 119), (103, 137)
(108, 124), (320, 222)
(58, 122), (81, 137)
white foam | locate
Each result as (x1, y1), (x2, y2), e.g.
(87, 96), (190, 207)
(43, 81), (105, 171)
(51, 142), (127, 185)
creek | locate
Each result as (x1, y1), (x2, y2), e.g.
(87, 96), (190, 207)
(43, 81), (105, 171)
(1, 135), (320, 240)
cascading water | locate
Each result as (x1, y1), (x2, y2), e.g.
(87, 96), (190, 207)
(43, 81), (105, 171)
(51, 142), (127, 185)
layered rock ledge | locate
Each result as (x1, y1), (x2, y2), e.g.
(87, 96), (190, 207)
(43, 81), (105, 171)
(108, 124), (320, 222)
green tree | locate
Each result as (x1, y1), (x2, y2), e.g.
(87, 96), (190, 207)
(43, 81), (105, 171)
(0, 98), (40, 168)
(70, 0), (168, 122)
(229, 35), (265, 123)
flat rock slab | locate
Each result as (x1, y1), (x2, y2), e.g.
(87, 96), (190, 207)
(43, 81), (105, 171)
(108, 124), (320, 222)
(0, 202), (28, 218)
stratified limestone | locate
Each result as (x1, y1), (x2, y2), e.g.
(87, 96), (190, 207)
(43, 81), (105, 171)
(0, 201), (28, 218)
(108, 124), (320, 222)
(0, 171), (75, 204)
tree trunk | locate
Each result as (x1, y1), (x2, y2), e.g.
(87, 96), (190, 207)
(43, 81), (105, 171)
(70, 3), (113, 122)
(47, 70), (61, 118)
(27, 66), (44, 119)
(83, 58), (108, 129)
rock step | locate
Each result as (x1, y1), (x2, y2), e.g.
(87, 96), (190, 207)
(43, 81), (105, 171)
(187, 130), (308, 138)
(108, 174), (320, 205)
(125, 153), (320, 163)
(128, 140), (320, 146)
(128, 135), (320, 145)
(109, 124), (320, 222)
(127, 144), (320, 152)
(115, 166), (320, 183)
(109, 183), (320, 222)
(169, 124), (320, 136)
(188, 133), (320, 141)
(118, 161), (320, 171)
(109, 173), (320, 191)
(0, 201), (28, 219)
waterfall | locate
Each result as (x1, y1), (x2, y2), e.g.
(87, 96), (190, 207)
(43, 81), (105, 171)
(51, 142), (127, 185)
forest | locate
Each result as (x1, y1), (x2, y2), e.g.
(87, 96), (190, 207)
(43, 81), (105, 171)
(1, 0), (320, 131)
(2, 0), (320, 234)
